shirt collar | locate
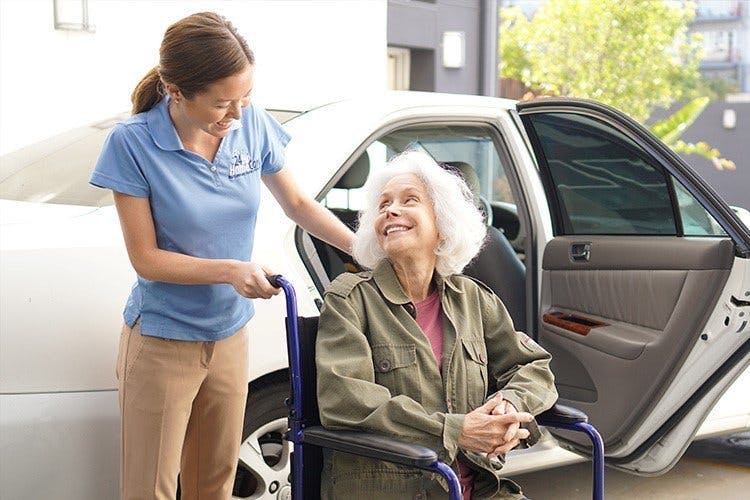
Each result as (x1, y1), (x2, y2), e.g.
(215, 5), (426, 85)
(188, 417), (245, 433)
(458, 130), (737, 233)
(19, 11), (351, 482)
(146, 96), (243, 152)
(146, 97), (183, 151)
(372, 259), (463, 305)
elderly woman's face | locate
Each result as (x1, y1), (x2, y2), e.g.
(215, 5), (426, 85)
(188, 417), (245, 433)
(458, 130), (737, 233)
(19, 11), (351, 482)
(375, 173), (440, 262)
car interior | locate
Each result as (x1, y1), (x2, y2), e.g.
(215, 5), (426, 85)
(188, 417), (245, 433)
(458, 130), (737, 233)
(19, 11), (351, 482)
(300, 123), (530, 331)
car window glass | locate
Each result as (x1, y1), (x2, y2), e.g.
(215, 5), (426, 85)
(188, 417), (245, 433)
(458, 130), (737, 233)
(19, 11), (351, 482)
(323, 124), (523, 244)
(673, 179), (727, 236)
(325, 125), (515, 209)
(524, 112), (677, 235)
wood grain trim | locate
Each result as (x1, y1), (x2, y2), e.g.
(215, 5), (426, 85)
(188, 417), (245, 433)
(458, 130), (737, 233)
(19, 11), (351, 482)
(542, 311), (609, 336)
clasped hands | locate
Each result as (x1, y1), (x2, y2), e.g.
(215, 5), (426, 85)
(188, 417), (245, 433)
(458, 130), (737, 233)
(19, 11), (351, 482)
(458, 392), (533, 459)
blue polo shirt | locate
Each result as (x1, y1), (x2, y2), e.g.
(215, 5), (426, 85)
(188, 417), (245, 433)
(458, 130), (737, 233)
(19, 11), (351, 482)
(90, 97), (290, 341)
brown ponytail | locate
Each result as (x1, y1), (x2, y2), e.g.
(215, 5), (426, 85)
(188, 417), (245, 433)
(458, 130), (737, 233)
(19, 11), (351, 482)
(129, 12), (254, 115)
(131, 67), (163, 115)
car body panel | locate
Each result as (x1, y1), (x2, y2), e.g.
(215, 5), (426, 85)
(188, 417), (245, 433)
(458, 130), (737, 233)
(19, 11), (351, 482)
(0, 92), (748, 498)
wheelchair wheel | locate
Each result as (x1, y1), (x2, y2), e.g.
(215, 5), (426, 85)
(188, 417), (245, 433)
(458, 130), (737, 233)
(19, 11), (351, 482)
(233, 376), (291, 499)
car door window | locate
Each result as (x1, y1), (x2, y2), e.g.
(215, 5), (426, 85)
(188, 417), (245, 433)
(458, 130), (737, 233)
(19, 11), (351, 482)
(325, 123), (516, 215)
(524, 112), (681, 235)
(674, 180), (727, 236)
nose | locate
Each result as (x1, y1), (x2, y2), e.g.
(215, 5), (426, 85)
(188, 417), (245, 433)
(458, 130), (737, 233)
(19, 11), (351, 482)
(385, 204), (401, 217)
(228, 101), (242, 120)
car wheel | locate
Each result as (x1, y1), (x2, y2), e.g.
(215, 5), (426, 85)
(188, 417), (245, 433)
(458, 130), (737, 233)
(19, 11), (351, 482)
(233, 376), (291, 499)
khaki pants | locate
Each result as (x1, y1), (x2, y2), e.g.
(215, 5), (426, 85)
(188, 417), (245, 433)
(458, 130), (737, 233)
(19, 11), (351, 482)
(117, 321), (249, 500)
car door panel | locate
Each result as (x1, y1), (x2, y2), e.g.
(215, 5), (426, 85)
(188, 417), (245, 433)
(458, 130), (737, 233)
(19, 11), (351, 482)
(540, 236), (733, 447)
(517, 99), (750, 468)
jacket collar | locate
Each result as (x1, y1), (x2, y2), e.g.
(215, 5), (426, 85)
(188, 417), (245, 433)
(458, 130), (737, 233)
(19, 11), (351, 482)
(146, 96), (242, 152)
(372, 259), (463, 305)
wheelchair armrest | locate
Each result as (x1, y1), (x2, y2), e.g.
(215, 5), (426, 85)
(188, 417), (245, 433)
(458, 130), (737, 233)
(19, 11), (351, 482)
(302, 426), (439, 469)
(536, 403), (589, 426)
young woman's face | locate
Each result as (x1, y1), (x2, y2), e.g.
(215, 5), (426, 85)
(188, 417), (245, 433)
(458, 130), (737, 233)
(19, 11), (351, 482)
(173, 65), (254, 138)
(374, 173), (440, 263)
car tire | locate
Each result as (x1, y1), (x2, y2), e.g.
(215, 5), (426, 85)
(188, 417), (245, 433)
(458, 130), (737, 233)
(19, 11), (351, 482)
(233, 375), (291, 499)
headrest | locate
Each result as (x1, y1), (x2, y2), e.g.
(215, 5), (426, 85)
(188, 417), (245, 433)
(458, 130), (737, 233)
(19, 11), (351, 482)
(335, 151), (370, 189)
(442, 161), (481, 203)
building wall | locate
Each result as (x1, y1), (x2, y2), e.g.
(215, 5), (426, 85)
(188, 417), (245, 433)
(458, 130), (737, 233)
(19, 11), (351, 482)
(690, 0), (750, 93)
(0, 0), (387, 155)
(388, 0), (492, 95)
(677, 100), (750, 209)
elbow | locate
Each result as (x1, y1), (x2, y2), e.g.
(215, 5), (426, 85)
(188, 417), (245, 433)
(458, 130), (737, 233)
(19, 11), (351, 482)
(281, 196), (310, 221)
(128, 250), (159, 281)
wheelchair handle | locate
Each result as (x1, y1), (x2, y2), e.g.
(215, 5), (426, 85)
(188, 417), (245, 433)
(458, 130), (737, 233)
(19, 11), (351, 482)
(267, 274), (283, 288)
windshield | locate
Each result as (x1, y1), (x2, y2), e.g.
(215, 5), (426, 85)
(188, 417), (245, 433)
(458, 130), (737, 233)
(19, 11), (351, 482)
(0, 109), (301, 207)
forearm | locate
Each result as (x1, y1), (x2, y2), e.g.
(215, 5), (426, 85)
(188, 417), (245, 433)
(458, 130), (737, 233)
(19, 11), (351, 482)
(286, 197), (354, 254)
(128, 247), (240, 285)
(318, 373), (466, 455)
(495, 357), (558, 415)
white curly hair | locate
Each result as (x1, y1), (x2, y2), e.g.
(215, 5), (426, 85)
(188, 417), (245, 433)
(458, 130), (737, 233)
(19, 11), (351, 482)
(352, 150), (487, 276)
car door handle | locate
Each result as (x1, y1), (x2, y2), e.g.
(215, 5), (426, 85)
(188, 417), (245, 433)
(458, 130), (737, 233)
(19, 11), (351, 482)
(570, 242), (591, 262)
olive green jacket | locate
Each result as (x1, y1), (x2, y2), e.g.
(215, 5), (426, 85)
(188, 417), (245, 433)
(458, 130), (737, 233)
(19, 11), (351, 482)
(316, 260), (558, 499)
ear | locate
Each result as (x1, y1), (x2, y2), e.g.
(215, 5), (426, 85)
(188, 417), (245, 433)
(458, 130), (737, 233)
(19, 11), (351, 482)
(163, 83), (183, 101)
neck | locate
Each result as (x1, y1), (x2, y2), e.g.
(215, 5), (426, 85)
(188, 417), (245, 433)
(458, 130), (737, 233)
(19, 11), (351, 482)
(168, 101), (219, 150)
(391, 254), (436, 302)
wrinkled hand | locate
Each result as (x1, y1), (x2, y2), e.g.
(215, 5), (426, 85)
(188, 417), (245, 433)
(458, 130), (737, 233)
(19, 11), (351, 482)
(230, 262), (280, 299)
(488, 393), (526, 458)
(458, 397), (533, 458)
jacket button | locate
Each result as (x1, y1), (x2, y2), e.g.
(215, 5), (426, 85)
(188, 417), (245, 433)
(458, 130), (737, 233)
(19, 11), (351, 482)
(404, 303), (416, 316)
(378, 359), (391, 372)
(414, 493), (426, 500)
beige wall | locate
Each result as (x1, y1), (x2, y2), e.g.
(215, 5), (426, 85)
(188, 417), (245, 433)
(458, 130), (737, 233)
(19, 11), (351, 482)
(0, 0), (387, 154)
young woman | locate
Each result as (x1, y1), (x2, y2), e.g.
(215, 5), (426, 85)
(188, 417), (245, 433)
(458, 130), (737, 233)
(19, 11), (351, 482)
(90, 12), (353, 499)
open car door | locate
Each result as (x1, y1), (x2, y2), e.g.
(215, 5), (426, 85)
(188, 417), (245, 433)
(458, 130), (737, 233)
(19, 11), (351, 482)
(517, 98), (750, 474)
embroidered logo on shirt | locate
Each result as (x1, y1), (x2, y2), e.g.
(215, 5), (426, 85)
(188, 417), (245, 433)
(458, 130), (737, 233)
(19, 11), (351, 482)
(228, 150), (258, 179)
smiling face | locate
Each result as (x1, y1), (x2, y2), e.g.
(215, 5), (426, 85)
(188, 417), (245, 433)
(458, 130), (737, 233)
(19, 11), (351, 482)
(167, 64), (254, 139)
(374, 173), (440, 264)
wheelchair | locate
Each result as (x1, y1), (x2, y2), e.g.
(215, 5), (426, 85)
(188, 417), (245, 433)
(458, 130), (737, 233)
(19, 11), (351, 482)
(270, 275), (604, 500)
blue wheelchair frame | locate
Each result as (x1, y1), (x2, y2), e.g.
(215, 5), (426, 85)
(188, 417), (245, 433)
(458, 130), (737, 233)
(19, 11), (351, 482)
(271, 275), (604, 500)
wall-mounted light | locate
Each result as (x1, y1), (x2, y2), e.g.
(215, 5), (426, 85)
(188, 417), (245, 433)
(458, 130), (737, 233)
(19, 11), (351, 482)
(54, 0), (95, 33)
(723, 108), (736, 129)
(442, 31), (465, 69)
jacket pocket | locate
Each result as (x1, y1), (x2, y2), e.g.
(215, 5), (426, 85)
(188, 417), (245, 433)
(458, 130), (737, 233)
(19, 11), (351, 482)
(461, 337), (488, 408)
(371, 344), (420, 400)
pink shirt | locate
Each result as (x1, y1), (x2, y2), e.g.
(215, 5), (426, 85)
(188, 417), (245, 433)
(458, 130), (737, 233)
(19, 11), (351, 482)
(414, 291), (444, 365)
(414, 291), (473, 499)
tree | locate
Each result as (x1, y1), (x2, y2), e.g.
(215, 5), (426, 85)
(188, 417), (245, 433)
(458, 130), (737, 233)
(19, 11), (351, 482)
(500, 0), (734, 170)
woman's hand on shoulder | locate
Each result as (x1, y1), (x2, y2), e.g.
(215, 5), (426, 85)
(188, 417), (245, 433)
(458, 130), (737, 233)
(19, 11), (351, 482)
(228, 261), (280, 299)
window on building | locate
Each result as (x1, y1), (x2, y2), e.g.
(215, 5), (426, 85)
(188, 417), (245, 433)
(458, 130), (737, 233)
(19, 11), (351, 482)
(700, 30), (735, 62)
(387, 47), (411, 90)
(696, 0), (740, 19)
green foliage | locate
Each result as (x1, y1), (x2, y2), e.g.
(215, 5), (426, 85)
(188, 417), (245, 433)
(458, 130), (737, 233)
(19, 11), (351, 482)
(499, 0), (702, 122)
(649, 97), (735, 170)
(500, 0), (733, 169)
(650, 96), (709, 144)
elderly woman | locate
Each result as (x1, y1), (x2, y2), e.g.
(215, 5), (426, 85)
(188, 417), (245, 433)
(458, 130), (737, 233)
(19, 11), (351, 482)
(316, 151), (557, 499)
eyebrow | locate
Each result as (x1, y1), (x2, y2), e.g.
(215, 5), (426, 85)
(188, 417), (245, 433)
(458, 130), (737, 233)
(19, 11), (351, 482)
(378, 186), (423, 199)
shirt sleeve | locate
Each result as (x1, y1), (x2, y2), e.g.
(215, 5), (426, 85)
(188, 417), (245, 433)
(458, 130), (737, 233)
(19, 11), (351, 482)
(89, 124), (150, 198)
(257, 108), (291, 175)
(479, 286), (558, 447)
(316, 288), (466, 463)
